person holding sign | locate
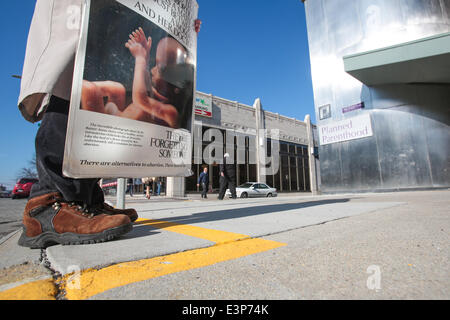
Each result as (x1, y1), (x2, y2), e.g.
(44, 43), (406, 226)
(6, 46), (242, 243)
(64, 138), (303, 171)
(16, 0), (200, 249)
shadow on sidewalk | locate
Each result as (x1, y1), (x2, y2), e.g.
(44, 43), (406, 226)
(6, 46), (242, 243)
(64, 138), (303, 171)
(131, 198), (350, 236)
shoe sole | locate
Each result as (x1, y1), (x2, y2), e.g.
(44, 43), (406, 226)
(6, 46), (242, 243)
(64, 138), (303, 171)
(18, 223), (133, 249)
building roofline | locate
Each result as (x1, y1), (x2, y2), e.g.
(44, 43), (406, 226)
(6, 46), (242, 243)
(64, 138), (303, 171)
(196, 90), (308, 126)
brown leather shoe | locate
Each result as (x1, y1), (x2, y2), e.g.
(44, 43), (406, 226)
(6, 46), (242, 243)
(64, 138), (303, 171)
(92, 202), (139, 222)
(18, 192), (132, 249)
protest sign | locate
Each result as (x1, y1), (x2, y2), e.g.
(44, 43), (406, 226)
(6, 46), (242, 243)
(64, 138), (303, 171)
(63, 0), (198, 178)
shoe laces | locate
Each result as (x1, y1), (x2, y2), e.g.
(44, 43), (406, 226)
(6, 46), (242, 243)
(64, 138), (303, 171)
(52, 201), (96, 219)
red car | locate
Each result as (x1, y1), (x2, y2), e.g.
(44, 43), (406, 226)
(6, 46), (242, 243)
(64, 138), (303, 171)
(12, 178), (38, 199)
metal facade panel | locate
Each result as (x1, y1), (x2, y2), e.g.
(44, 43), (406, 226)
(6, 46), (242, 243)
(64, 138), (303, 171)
(304, 0), (450, 192)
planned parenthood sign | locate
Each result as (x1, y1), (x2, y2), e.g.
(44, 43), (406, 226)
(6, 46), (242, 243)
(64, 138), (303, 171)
(318, 114), (373, 146)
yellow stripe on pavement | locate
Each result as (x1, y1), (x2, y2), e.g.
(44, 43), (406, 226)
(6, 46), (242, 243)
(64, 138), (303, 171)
(0, 279), (57, 300)
(134, 218), (251, 244)
(1, 219), (286, 300)
(63, 237), (285, 300)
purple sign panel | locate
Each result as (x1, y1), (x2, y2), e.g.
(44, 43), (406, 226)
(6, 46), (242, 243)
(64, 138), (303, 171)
(342, 102), (364, 114)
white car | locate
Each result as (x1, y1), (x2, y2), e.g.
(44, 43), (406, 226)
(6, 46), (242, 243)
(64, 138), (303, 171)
(226, 182), (277, 198)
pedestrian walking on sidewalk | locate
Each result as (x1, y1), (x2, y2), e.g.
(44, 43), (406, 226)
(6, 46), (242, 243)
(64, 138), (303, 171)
(142, 177), (152, 199)
(197, 167), (209, 199)
(218, 153), (237, 200)
(126, 178), (134, 197)
(156, 179), (163, 196)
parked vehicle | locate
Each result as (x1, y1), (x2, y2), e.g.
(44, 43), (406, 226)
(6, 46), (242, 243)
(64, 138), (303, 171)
(12, 178), (38, 199)
(226, 182), (278, 198)
(100, 179), (118, 196)
(0, 190), (11, 198)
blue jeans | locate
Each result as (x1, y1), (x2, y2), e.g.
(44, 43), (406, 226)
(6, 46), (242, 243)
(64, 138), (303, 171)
(30, 96), (104, 206)
(156, 184), (161, 195)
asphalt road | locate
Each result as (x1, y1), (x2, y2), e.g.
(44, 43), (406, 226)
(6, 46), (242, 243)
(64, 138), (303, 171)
(0, 198), (26, 239)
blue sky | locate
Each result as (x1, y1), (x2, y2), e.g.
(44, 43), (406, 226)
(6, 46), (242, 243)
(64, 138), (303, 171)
(0, 0), (314, 189)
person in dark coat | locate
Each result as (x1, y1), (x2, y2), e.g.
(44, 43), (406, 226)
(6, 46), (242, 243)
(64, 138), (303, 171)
(197, 167), (209, 199)
(126, 178), (134, 197)
(218, 153), (237, 200)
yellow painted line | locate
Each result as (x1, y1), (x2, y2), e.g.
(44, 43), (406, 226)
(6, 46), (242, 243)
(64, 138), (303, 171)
(63, 237), (285, 300)
(0, 279), (57, 300)
(1, 218), (286, 300)
(134, 218), (251, 244)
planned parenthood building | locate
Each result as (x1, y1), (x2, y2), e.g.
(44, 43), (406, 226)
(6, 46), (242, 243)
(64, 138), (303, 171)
(164, 91), (319, 197)
(302, 0), (450, 193)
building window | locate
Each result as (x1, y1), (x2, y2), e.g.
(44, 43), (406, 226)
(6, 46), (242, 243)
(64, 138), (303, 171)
(281, 155), (289, 191)
(238, 164), (247, 185)
(289, 144), (296, 154)
(290, 156), (298, 191)
(319, 104), (331, 120)
(249, 164), (257, 182)
(186, 127), (312, 193)
(298, 157), (305, 191)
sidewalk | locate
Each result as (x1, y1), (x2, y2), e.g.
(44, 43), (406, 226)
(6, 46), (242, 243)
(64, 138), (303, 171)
(0, 189), (448, 300)
(104, 191), (315, 204)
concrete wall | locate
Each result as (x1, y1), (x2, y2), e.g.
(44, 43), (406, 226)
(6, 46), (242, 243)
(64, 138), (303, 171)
(195, 91), (312, 146)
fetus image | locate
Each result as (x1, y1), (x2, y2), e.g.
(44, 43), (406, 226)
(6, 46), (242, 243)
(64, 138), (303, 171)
(81, 27), (194, 129)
